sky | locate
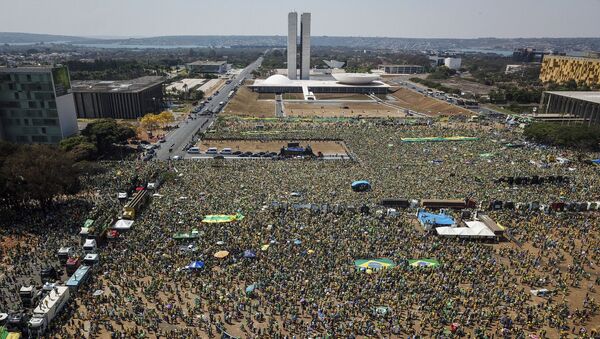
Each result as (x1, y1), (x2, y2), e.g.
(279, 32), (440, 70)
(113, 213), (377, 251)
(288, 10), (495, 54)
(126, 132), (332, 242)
(1, 0), (600, 38)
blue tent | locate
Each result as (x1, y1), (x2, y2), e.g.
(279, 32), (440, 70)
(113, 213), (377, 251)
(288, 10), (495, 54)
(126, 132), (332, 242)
(243, 250), (256, 258)
(592, 159), (600, 165)
(188, 261), (205, 269)
(417, 210), (455, 227)
(352, 180), (371, 192)
(246, 284), (257, 294)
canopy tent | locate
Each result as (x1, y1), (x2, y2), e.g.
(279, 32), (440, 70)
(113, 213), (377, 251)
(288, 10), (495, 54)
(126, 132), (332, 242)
(408, 259), (440, 268)
(351, 180), (371, 192)
(243, 250), (257, 258)
(202, 213), (245, 223)
(436, 221), (496, 238)
(401, 136), (478, 143)
(417, 210), (455, 230)
(354, 258), (396, 270)
(187, 261), (205, 269)
(173, 229), (199, 240)
(214, 250), (230, 258)
(113, 219), (134, 230)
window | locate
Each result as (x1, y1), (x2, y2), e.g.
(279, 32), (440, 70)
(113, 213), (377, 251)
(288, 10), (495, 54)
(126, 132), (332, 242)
(31, 135), (48, 143)
(14, 92), (19, 99)
(41, 127), (47, 134)
(48, 101), (56, 109)
(26, 75), (31, 82)
(23, 118), (29, 126)
(16, 135), (29, 143)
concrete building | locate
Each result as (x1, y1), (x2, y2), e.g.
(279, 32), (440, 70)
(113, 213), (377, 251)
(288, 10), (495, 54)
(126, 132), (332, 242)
(323, 60), (345, 69)
(287, 12), (298, 80)
(72, 76), (164, 119)
(300, 13), (311, 80)
(378, 65), (424, 74)
(444, 57), (462, 70)
(540, 91), (600, 125)
(186, 60), (227, 74)
(0, 66), (78, 144)
(250, 74), (390, 100)
(540, 55), (600, 86)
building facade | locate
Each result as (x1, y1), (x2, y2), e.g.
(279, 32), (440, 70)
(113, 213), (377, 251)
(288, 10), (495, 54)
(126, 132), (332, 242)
(0, 66), (78, 144)
(540, 91), (600, 125)
(186, 60), (227, 74)
(287, 12), (298, 80)
(540, 56), (600, 86)
(378, 65), (424, 74)
(72, 76), (164, 119)
(299, 13), (311, 80)
(444, 57), (462, 70)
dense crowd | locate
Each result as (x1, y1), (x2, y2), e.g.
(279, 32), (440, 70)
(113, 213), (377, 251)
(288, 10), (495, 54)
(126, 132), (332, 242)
(1, 117), (599, 338)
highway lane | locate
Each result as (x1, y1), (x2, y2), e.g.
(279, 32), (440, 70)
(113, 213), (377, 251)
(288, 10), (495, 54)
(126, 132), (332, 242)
(155, 56), (263, 160)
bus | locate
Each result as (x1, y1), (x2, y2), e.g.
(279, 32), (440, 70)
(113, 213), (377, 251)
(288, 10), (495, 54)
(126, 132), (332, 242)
(66, 265), (91, 291)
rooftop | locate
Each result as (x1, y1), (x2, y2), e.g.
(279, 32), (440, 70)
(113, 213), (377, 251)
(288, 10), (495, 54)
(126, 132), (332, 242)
(252, 74), (390, 88)
(0, 66), (55, 73)
(187, 60), (227, 66)
(71, 76), (164, 93)
(545, 91), (600, 104)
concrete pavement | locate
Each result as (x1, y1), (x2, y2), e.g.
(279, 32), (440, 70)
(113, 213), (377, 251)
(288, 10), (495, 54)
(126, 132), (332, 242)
(155, 56), (263, 161)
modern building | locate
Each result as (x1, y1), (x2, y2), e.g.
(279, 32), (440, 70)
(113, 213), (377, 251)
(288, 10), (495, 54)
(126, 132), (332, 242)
(0, 66), (78, 144)
(71, 76), (164, 119)
(540, 55), (600, 86)
(300, 13), (311, 80)
(287, 12), (298, 80)
(250, 74), (390, 99)
(378, 65), (424, 74)
(323, 60), (345, 69)
(513, 48), (545, 63)
(186, 60), (227, 74)
(539, 91), (600, 125)
(444, 57), (462, 70)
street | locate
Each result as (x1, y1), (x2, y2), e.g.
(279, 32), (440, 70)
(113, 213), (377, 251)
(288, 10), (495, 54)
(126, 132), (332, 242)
(155, 56), (263, 160)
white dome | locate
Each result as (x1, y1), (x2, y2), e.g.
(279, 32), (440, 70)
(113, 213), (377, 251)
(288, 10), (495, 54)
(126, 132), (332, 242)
(262, 74), (293, 85)
(332, 73), (380, 85)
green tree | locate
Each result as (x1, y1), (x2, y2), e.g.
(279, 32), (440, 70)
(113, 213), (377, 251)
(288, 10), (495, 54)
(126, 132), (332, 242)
(82, 119), (136, 154)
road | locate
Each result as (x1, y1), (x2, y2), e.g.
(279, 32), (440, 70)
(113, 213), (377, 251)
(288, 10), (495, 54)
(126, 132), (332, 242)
(155, 56), (263, 160)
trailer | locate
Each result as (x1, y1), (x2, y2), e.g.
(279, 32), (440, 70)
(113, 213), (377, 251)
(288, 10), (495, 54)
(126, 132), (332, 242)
(421, 199), (475, 210)
(122, 189), (148, 220)
(28, 285), (70, 337)
(19, 286), (41, 308)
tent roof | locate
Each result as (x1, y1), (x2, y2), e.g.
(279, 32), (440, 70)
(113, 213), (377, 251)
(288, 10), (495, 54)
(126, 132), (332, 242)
(417, 211), (455, 226)
(436, 221), (495, 238)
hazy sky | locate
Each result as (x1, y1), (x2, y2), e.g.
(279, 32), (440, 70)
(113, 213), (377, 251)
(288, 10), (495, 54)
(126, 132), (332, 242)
(1, 0), (600, 38)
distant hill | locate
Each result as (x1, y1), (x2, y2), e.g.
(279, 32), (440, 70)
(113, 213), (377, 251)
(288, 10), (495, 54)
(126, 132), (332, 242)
(1, 32), (599, 52)
(0, 32), (98, 44)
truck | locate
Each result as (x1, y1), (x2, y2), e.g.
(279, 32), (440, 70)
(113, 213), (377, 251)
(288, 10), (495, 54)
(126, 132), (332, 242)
(19, 286), (41, 308)
(227, 90), (234, 98)
(66, 265), (91, 291)
(65, 257), (81, 275)
(420, 198), (476, 210)
(122, 189), (148, 220)
(83, 239), (97, 254)
(57, 247), (73, 264)
(28, 285), (70, 337)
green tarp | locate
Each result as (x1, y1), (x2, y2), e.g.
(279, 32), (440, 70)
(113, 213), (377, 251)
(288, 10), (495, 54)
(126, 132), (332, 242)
(84, 219), (94, 228)
(202, 213), (245, 223)
(401, 136), (479, 143)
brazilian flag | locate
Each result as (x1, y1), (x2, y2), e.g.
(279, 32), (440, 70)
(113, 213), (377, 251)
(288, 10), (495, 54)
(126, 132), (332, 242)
(202, 212), (245, 223)
(408, 259), (440, 268)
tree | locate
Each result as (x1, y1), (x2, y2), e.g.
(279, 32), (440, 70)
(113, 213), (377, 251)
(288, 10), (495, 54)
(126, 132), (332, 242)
(82, 119), (136, 154)
(59, 135), (98, 161)
(157, 111), (175, 128)
(140, 114), (161, 133)
(1, 144), (80, 207)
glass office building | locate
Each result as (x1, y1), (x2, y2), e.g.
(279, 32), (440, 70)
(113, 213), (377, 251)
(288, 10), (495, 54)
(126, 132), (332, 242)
(0, 66), (78, 144)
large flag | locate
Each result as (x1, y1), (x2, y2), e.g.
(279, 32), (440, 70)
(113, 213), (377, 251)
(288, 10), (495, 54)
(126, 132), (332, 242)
(408, 259), (440, 268)
(354, 258), (396, 270)
(202, 213), (245, 223)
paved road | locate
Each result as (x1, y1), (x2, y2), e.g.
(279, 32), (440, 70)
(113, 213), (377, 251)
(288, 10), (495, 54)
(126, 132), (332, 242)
(275, 94), (285, 117)
(155, 56), (264, 160)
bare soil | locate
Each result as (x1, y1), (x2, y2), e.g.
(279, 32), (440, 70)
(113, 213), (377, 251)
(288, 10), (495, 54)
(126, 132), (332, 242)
(390, 88), (474, 116)
(223, 86), (275, 118)
(285, 102), (407, 118)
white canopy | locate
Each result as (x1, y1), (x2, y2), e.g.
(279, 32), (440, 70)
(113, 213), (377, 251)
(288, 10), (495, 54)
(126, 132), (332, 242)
(436, 221), (496, 238)
(113, 219), (134, 230)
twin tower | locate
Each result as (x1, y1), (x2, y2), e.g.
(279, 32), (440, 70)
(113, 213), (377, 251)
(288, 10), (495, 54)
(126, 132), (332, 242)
(287, 12), (311, 80)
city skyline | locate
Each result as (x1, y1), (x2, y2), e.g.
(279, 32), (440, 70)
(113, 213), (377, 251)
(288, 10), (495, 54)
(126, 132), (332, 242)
(1, 0), (600, 39)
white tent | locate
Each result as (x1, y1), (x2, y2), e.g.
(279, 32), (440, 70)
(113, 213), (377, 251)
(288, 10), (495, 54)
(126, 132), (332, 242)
(113, 219), (134, 230)
(436, 221), (495, 238)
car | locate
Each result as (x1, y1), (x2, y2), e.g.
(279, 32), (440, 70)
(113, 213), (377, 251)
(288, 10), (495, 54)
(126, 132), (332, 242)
(140, 140), (150, 145)
(206, 147), (218, 154)
(243, 151), (253, 157)
(269, 152), (278, 157)
(159, 138), (166, 143)
(220, 148), (232, 155)
(256, 152), (265, 156)
(171, 155), (182, 160)
(261, 153), (272, 158)
(238, 153), (248, 158)
(232, 151), (242, 155)
(187, 147), (201, 154)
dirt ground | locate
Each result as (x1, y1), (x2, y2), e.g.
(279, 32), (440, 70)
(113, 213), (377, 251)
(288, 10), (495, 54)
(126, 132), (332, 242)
(223, 86), (275, 118)
(440, 75), (496, 96)
(285, 102), (407, 118)
(390, 88), (474, 116)
(198, 139), (349, 156)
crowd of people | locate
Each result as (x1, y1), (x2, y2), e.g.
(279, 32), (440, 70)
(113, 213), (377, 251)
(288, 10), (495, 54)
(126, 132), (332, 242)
(1, 116), (599, 338)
